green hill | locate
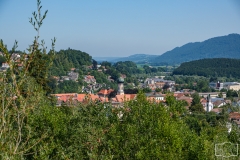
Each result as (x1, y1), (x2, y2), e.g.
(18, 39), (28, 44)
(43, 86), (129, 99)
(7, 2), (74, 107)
(172, 58), (240, 78)
(50, 48), (93, 76)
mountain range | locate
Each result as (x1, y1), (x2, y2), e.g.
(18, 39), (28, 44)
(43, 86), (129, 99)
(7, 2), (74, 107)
(94, 33), (240, 65)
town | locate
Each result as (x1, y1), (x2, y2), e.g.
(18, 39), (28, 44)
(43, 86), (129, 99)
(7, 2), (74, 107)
(1, 0), (240, 158)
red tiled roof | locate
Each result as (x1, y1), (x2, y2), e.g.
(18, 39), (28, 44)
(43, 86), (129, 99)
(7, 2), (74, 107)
(98, 89), (114, 95)
(211, 108), (222, 113)
(213, 100), (225, 107)
(229, 112), (240, 119)
(89, 94), (100, 101)
(99, 97), (109, 102)
(201, 98), (207, 103)
(77, 94), (86, 102)
(147, 97), (165, 103)
(115, 94), (136, 102)
(174, 93), (185, 98)
(178, 96), (193, 106)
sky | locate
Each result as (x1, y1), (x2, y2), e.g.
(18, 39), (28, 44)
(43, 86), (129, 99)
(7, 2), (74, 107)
(0, 0), (240, 57)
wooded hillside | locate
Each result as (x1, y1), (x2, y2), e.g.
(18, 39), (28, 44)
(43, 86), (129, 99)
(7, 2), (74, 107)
(173, 58), (240, 78)
(50, 48), (93, 76)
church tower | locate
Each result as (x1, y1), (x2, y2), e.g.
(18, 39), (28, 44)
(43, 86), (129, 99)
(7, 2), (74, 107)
(206, 94), (213, 112)
(117, 77), (124, 95)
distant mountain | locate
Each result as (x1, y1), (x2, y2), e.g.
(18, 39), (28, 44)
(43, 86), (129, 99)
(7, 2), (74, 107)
(95, 54), (158, 63)
(94, 54), (159, 64)
(150, 34), (240, 65)
(93, 57), (122, 63)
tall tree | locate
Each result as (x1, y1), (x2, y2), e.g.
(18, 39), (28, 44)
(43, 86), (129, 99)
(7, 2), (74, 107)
(189, 92), (205, 113)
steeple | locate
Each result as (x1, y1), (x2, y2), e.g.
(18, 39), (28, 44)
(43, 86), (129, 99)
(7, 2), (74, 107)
(117, 77), (124, 95)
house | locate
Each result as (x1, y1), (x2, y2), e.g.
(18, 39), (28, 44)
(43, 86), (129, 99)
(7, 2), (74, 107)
(2, 63), (9, 68)
(115, 94), (136, 103)
(52, 76), (60, 81)
(201, 97), (214, 112)
(11, 53), (21, 60)
(98, 89), (114, 98)
(76, 94), (86, 102)
(97, 69), (103, 72)
(198, 92), (226, 98)
(97, 65), (101, 69)
(210, 108), (222, 114)
(68, 71), (79, 81)
(209, 81), (240, 91)
(120, 74), (126, 79)
(174, 92), (185, 99)
(227, 84), (240, 91)
(146, 92), (166, 102)
(61, 76), (70, 81)
(144, 78), (175, 92)
(177, 96), (193, 107)
(53, 93), (78, 106)
(84, 75), (96, 84)
(84, 94), (100, 103)
(155, 82), (165, 89)
(70, 68), (76, 71)
(52, 93), (101, 106)
(213, 100), (226, 108)
(148, 84), (156, 91)
(229, 112), (240, 128)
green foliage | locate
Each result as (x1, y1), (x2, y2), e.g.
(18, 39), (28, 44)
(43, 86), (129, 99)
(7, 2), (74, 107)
(57, 80), (79, 93)
(189, 92), (205, 113)
(227, 89), (238, 98)
(101, 61), (112, 68)
(105, 67), (120, 81)
(142, 87), (152, 93)
(113, 61), (142, 76)
(155, 88), (162, 92)
(0, 55), (6, 65)
(0, 1), (55, 158)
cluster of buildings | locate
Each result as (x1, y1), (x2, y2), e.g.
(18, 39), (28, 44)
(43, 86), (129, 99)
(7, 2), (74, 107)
(51, 68), (80, 82)
(51, 69), (104, 93)
(0, 52), (25, 71)
(52, 77), (236, 116)
(53, 78), (137, 107)
(209, 81), (240, 91)
(144, 77), (175, 92)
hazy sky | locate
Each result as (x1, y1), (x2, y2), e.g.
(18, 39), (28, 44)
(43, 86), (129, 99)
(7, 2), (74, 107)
(0, 0), (240, 57)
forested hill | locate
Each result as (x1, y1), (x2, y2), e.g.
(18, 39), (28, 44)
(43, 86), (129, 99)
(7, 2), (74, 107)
(50, 48), (93, 76)
(172, 58), (240, 78)
(150, 33), (240, 65)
